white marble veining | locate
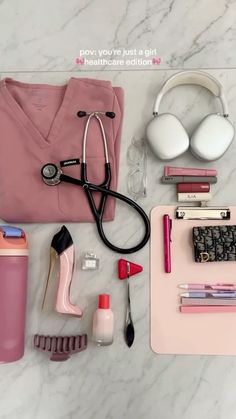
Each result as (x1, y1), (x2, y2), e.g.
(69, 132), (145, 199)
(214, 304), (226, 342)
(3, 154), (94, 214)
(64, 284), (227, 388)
(0, 0), (236, 71)
(0, 69), (236, 419)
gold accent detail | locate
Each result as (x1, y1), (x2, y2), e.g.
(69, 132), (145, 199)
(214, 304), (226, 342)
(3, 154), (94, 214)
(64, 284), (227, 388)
(41, 248), (58, 309)
(199, 252), (210, 263)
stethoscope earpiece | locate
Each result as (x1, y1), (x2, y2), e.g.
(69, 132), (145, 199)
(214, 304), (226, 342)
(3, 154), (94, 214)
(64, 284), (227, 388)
(77, 111), (87, 118)
(77, 111), (116, 119)
(105, 112), (115, 119)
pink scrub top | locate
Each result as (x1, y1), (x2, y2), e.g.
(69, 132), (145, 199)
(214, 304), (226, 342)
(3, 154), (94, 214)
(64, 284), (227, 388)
(0, 77), (124, 222)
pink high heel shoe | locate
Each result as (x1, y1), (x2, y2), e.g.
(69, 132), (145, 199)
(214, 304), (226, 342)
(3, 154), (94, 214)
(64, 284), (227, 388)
(42, 226), (82, 317)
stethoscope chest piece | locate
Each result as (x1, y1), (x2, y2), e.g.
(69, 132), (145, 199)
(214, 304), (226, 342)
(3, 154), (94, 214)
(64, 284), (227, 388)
(41, 163), (62, 186)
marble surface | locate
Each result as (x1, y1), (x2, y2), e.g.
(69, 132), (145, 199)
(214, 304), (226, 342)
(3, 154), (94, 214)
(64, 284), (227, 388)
(1, 1), (236, 419)
(0, 69), (236, 419)
(0, 0), (236, 71)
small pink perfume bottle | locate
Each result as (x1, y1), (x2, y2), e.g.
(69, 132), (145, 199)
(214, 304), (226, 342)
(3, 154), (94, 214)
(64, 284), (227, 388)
(92, 294), (114, 346)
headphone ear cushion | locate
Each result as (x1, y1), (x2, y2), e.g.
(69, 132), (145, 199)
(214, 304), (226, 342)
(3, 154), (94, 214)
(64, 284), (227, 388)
(146, 114), (189, 160)
(190, 114), (235, 161)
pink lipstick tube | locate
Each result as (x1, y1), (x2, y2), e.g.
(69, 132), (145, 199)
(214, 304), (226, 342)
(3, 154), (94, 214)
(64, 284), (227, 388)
(164, 166), (217, 177)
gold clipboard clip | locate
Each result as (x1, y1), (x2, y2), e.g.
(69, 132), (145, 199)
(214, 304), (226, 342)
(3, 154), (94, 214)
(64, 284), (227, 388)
(175, 206), (230, 220)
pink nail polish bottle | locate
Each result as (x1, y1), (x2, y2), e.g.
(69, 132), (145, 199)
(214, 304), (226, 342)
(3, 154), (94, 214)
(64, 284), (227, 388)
(92, 294), (114, 346)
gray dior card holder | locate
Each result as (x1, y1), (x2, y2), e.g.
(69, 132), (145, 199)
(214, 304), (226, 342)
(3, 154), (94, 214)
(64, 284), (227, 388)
(193, 225), (236, 262)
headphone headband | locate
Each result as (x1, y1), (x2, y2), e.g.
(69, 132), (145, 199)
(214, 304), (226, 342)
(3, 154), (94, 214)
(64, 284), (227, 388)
(153, 70), (229, 117)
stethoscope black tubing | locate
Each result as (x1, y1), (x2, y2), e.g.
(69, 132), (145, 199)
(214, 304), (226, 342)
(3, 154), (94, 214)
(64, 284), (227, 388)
(60, 173), (150, 253)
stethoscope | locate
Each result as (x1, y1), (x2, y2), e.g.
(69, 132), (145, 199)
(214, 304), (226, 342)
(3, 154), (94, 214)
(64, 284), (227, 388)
(41, 111), (150, 254)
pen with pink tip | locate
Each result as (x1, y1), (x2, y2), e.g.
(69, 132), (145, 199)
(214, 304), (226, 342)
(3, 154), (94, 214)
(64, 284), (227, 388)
(179, 283), (236, 291)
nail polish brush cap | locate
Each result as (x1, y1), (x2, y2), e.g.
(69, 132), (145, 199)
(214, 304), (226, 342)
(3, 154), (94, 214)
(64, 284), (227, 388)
(98, 294), (110, 309)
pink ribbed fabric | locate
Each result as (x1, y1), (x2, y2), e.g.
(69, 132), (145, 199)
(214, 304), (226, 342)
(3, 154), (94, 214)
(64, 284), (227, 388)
(0, 77), (124, 222)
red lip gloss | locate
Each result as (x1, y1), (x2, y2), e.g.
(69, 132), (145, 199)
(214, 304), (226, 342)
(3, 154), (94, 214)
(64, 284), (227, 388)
(177, 183), (210, 193)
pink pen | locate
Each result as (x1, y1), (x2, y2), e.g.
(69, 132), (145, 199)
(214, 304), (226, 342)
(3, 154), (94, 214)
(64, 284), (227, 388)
(163, 214), (171, 273)
(179, 283), (236, 290)
(164, 166), (217, 177)
(180, 306), (236, 313)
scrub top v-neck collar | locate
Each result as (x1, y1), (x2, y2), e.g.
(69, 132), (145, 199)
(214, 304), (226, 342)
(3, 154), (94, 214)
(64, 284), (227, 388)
(0, 77), (75, 148)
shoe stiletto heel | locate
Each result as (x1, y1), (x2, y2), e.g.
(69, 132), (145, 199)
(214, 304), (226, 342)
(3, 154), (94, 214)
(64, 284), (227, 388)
(42, 247), (57, 310)
(42, 225), (82, 317)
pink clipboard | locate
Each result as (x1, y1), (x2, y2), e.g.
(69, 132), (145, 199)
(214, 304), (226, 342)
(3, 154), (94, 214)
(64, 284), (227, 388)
(150, 205), (236, 355)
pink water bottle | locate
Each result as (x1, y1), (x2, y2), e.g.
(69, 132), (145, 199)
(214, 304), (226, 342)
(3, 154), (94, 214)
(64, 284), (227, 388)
(0, 226), (28, 363)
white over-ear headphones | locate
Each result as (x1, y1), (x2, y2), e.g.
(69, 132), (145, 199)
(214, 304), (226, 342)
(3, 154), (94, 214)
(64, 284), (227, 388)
(146, 70), (234, 161)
